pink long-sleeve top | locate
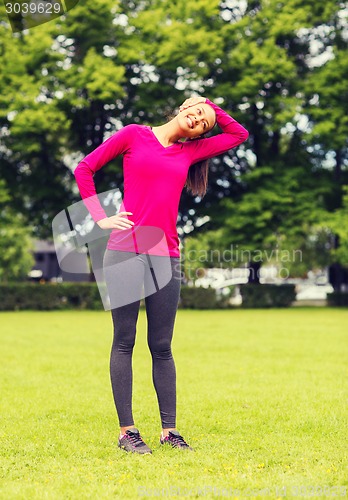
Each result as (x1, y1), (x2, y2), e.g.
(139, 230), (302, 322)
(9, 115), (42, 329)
(73, 99), (249, 258)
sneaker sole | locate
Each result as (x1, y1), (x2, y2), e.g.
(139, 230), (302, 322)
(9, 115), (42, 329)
(160, 440), (194, 451)
(118, 443), (152, 454)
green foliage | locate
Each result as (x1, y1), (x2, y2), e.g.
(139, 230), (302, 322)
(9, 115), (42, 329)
(0, 282), (233, 310)
(0, 180), (35, 283)
(317, 186), (348, 266)
(195, 163), (333, 276)
(0, 282), (103, 310)
(0, 227), (35, 283)
(327, 292), (348, 307)
(183, 228), (226, 277)
(179, 285), (216, 309)
(64, 47), (126, 106)
(305, 50), (348, 150)
(240, 284), (296, 308)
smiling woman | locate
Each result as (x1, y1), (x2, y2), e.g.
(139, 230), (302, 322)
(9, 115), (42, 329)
(74, 95), (249, 253)
(73, 94), (249, 455)
(152, 98), (217, 146)
(179, 101), (216, 135)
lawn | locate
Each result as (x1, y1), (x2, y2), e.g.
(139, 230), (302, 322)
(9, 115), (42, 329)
(0, 308), (347, 499)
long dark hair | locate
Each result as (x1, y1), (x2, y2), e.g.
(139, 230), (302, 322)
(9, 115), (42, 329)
(184, 130), (211, 198)
(184, 151), (209, 198)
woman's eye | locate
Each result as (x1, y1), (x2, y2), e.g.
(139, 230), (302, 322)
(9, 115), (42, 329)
(198, 109), (201, 114)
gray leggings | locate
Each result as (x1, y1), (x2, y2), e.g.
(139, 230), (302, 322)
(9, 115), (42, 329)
(103, 249), (182, 428)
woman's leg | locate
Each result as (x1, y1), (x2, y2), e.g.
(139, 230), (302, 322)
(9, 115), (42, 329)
(144, 257), (182, 432)
(103, 249), (145, 428)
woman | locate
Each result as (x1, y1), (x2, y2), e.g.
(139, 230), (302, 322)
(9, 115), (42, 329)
(74, 95), (249, 455)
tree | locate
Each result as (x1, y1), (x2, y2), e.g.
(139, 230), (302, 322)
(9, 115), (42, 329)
(304, 48), (348, 290)
(184, 0), (346, 283)
(0, 2), (126, 240)
(0, 179), (35, 282)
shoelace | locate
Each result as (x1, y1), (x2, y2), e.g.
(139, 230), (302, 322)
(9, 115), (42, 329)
(125, 431), (146, 448)
(167, 433), (189, 447)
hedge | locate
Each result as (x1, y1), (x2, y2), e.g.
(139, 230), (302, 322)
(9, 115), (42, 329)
(0, 282), (102, 311)
(0, 282), (233, 311)
(0, 282), (302, 310)
(327, 292), (348, 307)
(179, 285), (233, 309)
(239, 283), (296, 308)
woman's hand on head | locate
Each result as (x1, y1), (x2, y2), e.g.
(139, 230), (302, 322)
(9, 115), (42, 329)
(96, 212), (135, 230)
(179, 96), (207, 111)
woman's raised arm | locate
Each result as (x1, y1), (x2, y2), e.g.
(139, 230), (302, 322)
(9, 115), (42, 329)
(185, 98), (249, 164)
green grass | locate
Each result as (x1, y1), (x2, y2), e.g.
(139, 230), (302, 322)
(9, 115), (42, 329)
(0, 308), (347, 499)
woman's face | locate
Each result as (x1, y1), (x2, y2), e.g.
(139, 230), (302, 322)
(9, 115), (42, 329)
(176, 103), (216, 139)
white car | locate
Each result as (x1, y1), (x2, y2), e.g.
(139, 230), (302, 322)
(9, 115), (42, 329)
(296, 284), (334, 300)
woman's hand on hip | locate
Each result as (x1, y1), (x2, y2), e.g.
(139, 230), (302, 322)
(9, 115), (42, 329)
(97, 212), (135, 230)
(179, 96), (207, 111)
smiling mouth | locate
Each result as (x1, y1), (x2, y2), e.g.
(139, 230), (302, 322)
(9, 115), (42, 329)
(186, 115), (195, 129)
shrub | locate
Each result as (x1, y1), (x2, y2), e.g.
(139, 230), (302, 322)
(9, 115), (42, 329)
(0, 282), (234, 311)
(239, 283), (296, 308)
(0, 282), (103, 311)
(179, 285), (216, 309)
(327, 292), (348, 307)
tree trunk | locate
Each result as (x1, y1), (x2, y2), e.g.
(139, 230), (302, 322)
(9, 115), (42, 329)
(334, 148), (342, 184)
(328, 262), (345, 292)
(329, 151), (345, 292)
(248, 261), (262, 284)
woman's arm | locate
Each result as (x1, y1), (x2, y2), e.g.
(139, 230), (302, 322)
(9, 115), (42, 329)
(187, 98), (249, 164)
(74, 124), (134, 223)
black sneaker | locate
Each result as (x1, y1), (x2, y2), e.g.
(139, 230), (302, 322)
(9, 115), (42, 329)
(160, 430), (194, 451)
(118, 427), (152, 454)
